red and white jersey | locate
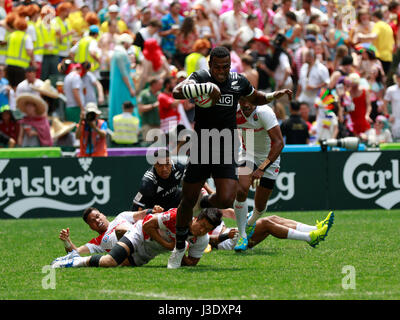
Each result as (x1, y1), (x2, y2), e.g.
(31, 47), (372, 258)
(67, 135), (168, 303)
(143, 208), (209, 259)
(236, 104), (280, 161)
(85, 212), (136, 253)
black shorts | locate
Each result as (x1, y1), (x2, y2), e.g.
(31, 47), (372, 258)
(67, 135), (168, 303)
(183, 163), (238, 183)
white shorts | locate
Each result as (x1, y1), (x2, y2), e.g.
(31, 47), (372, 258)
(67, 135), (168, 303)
(239, 153), (280, 180)
(123, 222), (165, 266)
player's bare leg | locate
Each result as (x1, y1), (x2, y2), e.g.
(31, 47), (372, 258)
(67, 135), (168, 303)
(200, 178), (237, 209)
(248, 185), (273, 225)
(176, 180), (206, 235)
(244, 183), (274, 246)
(268, 215), (317, 232)
(52, 240), (133, 268)
(248, 217), (320, 249)
(169, 180), (205, 269)
(249, 216), (333, 248)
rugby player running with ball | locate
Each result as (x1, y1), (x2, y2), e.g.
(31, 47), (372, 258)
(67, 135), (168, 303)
(168, 46), (292, 268)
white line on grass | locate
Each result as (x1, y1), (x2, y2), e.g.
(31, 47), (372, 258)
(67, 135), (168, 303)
(100, 289), (206, 300)
(99, 289), (256, 300)
(102, 289), (400, 299)
(296, 290), (400, 298)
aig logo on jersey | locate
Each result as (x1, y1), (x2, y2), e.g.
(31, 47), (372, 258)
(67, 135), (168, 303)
(216, 94), (233, 107)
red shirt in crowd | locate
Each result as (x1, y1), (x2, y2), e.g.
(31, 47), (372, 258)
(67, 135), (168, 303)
(158, 92), (180, 132)
(0, 120), (20, 141)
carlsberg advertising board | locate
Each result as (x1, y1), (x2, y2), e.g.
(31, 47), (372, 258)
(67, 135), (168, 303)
(1, 151), (399, 219)
(0, 157), (147, 219)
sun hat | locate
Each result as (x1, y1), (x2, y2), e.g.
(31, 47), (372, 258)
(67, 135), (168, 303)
(85, 102), (102, 115)
(50, 117), (76, 139)
(108, 4), (119, 13)
(16, 93), (48, 116)
(32, 79), (59, 99)
(118, 33), (134, 45)
(348, 73), (361, 85)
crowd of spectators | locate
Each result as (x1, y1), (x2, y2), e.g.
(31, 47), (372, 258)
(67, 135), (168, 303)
(1, 0), (400, 156)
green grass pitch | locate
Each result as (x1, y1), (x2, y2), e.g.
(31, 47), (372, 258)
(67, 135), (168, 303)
(1, 209), (400, 300)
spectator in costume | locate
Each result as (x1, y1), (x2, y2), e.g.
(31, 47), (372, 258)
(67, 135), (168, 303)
(16, 93), (52, 147)
(108, 33), (138, 131)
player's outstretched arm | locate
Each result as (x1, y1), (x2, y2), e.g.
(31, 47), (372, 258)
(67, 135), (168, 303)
(58, 228), (90, 254)
(131, 205), (164, 222)
(247, 88), (293, 106)
(209, 228), (238, 249)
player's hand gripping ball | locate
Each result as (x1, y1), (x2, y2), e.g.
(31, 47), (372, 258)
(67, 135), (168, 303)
(194, 83), (220, 108)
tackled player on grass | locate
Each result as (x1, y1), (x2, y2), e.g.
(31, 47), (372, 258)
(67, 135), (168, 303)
(51, 208), (223, 269)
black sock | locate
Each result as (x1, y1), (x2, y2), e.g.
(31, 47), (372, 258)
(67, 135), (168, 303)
(199, 195), (211, 208)
(176, 226), (189, 250)
(88, 255), (101, 267)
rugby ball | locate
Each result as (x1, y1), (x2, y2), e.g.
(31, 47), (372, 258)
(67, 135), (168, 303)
(194, 94), (213, 108)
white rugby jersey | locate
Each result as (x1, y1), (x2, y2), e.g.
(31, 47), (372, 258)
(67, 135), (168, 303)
(236, 104), (280, 161)
(154, 208), (209, 259)
(85, 212), (136, 253)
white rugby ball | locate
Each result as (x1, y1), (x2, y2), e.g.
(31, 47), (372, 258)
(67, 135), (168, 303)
(194, 94), (213, 108)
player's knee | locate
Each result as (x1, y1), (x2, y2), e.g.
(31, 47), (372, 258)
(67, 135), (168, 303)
(100, 255), (118, 268)
(261, 217), (274, 228)
(217, 194), (235, 209)
(268, 215), (279, 222)
(236, 187), (248, 202)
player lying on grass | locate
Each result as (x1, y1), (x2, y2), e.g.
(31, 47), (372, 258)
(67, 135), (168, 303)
(234, 97), (286, 252)
(207, 211), (335, 251)
(56, 206), (164, 254)
(51, 208), (222, 268)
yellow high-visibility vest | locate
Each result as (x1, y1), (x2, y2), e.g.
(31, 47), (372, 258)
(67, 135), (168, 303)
(6, 30), (31, 68)
(29, 21), (44, 56)
(112, 114), (140, 144)
(41, 20), (59, 55)
(185, 52), (203, 77)
(54, 16), (71, 52)
(74, 36), (99, 71)
(0, 29), (9, 58)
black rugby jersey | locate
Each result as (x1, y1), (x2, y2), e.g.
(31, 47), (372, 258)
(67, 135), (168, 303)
(131, 162), (185, 211)
(189, 69), (254, 131)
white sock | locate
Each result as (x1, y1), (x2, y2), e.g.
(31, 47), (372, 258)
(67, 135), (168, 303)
(247, 207), (265, 226)
(74, 257), (89, 267)
(287, 228), (311, 242)
(234, 200), (248, 238)
(296, 223), (317, 232)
